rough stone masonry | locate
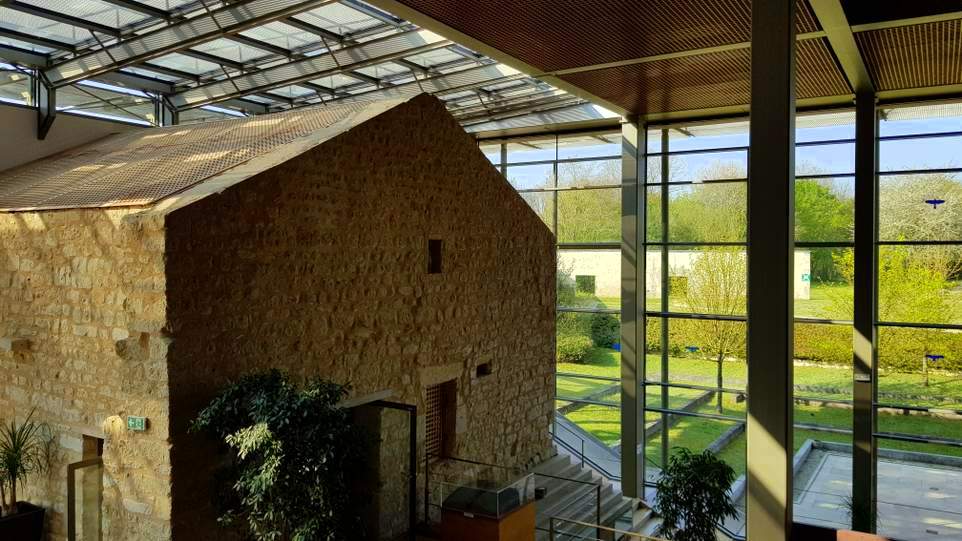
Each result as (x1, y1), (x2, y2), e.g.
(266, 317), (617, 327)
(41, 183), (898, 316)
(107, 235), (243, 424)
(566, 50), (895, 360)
(0, 94), (556, 540)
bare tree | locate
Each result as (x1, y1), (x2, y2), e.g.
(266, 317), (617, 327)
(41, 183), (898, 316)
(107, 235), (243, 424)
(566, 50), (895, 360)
(680, 249), (747, 412)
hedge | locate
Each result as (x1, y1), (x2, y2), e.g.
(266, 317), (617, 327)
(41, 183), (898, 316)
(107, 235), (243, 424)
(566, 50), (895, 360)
(643, 318), (962, 372)
(557, 334), (593, 363)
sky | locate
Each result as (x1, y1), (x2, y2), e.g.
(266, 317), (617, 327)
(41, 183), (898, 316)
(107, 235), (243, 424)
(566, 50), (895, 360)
(495, 111), (962, 195)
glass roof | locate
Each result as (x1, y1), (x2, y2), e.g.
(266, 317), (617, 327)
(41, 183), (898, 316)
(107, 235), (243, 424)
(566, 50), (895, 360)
(0, 0), (586, 130)
(0, 7), (92, 44)
(19, 0), (151, 28)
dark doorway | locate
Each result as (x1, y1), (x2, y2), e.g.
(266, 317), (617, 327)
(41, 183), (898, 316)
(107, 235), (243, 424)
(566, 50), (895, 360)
(350, 400), (417, 541)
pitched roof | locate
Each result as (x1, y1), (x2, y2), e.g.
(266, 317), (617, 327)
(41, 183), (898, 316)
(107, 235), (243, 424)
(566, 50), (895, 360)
(0, 98), (412, 212)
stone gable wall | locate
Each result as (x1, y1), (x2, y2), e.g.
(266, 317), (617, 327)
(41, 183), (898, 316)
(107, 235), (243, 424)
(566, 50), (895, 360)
(164, 95), (556, 539)
(0, 209), (171, 540)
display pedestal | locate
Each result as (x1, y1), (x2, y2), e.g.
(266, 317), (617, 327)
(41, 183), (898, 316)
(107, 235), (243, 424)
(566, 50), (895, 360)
(440, 500), (535, 541)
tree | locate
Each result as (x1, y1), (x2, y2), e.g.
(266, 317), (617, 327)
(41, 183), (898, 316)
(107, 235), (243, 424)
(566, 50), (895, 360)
(556, 160), (621, 242)
(655, 448), (738, 541)
(795, 179), (854, 280)
(679, 249), (746, 412)
(834, 247), (953, 385)
(879, 173), (962, 279)
(192, 371), (368, 540)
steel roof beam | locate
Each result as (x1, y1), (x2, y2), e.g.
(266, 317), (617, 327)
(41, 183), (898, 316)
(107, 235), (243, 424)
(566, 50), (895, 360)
(2, 1), (121, 38)
(97, 0), (173, 21)
(459, 96), (585, 126)
(97, 70), (174, 93)
(328, 63), (524, 104)
(44, 0), (338, 87)
(0, 44), (48, 67)
(0, 27), (77, 54)
(451, 89), (567, 119)
(170, 28), (449, 109)
(810, 0), (874, 93)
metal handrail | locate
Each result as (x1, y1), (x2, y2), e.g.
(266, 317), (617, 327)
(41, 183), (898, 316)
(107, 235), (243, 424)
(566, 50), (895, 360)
(548, 515), (666, 541)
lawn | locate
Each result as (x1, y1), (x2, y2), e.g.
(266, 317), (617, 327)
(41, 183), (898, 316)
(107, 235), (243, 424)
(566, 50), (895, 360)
(557, 344), (962, 477)
(558, 346), (962, 408)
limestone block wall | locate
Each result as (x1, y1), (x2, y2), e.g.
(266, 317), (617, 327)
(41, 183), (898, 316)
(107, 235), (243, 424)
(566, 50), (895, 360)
(0, 209), (171, 540)
(163, 95), (556, 538)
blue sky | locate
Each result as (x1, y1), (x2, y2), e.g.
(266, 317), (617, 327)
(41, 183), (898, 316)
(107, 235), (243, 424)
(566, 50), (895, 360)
(497, 111), (962, 192)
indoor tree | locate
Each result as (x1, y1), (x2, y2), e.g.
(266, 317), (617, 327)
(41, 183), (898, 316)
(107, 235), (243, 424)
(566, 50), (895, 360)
(192, 370), (368, 540)
(655, 448), (738, 541)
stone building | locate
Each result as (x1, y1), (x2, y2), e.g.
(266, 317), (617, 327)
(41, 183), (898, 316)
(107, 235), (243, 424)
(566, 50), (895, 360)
(0, 94), (556, 540)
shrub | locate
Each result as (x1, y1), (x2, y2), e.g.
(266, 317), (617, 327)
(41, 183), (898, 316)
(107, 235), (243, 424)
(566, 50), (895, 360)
(575, 275), (597, 295)
(590, 313), (620, 348)
(557, 312), (591, 338)
(557, 334), (593, 364)
(192, 370), (368, 540)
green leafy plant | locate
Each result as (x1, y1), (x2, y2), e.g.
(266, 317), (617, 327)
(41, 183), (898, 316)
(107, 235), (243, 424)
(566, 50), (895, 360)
(192, 370), (368, 541)
(0, 409), (53, 517)
(557, 334), (593, 364)
(655, 448), (738, 541)
(589, 313), (619, 348)
(841, 494), (879, 532)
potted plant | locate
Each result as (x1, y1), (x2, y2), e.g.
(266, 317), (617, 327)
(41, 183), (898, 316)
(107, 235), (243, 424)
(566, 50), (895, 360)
(655, 448), (738, 541)
(192, 370), (369, 541)
(0, 409), (52, 541)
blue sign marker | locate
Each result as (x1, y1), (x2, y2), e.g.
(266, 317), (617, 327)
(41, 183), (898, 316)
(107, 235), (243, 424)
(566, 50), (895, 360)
(612, 343), (621, 352)
(685, 346), (700, 353)
(801, 273), (811, 282)
(925, 354), (944, 362)
(925, 199), (946, 209)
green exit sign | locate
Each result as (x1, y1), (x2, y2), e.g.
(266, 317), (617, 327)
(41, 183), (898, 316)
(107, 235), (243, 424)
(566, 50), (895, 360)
(127, 416), (147, 432)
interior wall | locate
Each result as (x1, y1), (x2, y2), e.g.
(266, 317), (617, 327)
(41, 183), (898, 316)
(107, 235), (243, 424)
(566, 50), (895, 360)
(163, 95), (557, 539)
(0, 104), (137, 172)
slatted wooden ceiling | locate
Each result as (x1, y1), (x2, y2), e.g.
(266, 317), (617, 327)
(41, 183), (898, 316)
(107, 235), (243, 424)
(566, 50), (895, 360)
(395, 0), (962, 115)
(856, 20), (962, 91)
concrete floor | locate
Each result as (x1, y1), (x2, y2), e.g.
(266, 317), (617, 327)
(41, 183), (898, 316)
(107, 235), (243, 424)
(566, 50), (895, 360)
(793, 449), (962, 541)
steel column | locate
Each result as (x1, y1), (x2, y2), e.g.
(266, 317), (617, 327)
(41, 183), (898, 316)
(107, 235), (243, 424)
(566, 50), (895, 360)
(36, 74), (56, 140)
(852, 90), (878, 533)
(620, 117), (645, 497)
(155, 97), (179, 126)
(746, 0), (796, 539)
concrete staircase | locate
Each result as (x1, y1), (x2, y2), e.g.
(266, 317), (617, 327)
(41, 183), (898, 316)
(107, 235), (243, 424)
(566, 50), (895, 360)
(531, 454), (662, 540)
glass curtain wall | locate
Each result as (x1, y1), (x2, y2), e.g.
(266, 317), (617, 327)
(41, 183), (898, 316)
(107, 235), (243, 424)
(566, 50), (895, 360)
(480, 99), (962, 540)
(482, 132), (623, 476)
(790, 111), (857, 529)
(644, 121), (750, 531)
(874, 102), (962, 540)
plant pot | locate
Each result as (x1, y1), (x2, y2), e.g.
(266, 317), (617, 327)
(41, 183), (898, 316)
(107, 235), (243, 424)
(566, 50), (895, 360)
(0, 502), (45, 541)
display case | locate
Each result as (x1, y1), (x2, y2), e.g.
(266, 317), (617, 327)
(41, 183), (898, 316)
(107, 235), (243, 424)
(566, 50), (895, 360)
(439, 469), (536, 541)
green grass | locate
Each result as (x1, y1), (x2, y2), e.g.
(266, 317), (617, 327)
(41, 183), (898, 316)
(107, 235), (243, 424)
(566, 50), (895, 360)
(561, 347), (962, 408)
(557, 343), (962, 477)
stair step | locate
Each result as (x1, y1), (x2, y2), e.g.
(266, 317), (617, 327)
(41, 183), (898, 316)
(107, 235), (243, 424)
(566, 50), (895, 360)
(534, 454), (572, 477)
(529, 455), (663, 541)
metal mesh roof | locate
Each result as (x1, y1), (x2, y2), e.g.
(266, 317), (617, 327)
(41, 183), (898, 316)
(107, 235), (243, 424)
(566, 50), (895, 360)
(0, 99), (375, 212)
